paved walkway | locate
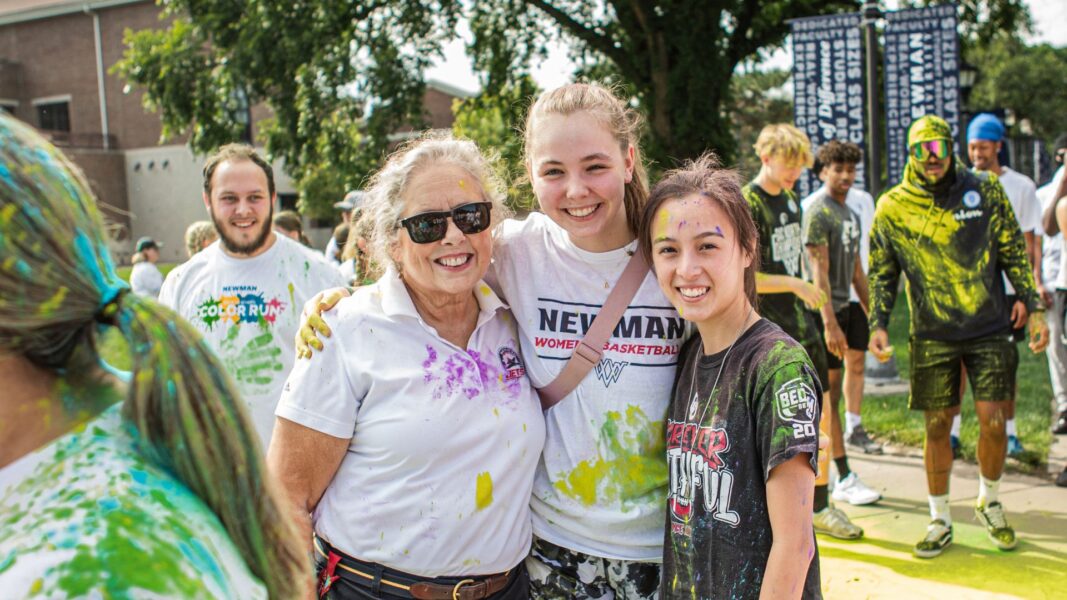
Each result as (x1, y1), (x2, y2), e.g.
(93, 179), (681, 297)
(820, 452), (1067, 599)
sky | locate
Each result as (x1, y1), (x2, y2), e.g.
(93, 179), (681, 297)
(425, 0), (1067, 95)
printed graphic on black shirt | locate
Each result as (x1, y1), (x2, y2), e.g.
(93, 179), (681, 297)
(744, 182), (822, 349)
(662, 319), (822, 600)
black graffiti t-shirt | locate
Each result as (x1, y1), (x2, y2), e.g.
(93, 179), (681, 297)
(662, 318), (822, 600)
(744, 182), (822, 350)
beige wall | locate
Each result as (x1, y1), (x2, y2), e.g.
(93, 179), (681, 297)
(124, 145), (296, 263)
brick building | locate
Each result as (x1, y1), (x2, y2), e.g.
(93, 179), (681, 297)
(0, 0), (468, 262)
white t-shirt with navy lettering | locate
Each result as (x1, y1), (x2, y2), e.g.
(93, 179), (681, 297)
(489, 212), (689, 561)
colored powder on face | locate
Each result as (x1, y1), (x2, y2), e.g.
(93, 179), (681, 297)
(458, 179), (466, 189)
(475, 471), (493, 510)
(713, 225), (724, 238)
(655, 209), (672, 240)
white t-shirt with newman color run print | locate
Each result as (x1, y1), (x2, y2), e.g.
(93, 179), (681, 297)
(159, 234), (345, 447)
(489, 212), (689, 562)
(0, 404), (266, 599)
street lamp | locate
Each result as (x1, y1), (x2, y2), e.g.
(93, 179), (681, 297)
(861, 1), (884, 199)
(958, 61), (977, 109)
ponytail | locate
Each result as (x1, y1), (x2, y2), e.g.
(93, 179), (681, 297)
(0, 114), (308, 599)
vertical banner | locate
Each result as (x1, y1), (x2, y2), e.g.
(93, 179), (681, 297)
(790, 13), (866, 200)
(883, 4), (960, 186)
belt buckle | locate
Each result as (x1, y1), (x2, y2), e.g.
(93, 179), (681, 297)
(451, 579), (475, 600)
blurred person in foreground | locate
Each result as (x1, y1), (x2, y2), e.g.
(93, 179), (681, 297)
(0, 114), (308, 598)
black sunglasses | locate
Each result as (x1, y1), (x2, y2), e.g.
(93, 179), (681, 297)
(397, 202), (493, 244)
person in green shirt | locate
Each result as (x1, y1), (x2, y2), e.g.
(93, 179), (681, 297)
(868, 115), (1050, 559)
(745, 123), (864, 541)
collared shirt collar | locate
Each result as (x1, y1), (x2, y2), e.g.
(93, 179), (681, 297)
(378, 265), (508, 332)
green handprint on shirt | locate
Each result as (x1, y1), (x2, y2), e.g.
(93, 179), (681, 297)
(219, 324), (283, 387)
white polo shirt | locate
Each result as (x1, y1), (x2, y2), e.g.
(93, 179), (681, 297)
(276, 267), (545, 577)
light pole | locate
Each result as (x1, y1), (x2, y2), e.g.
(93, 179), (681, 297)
(862, 1), (883, 200)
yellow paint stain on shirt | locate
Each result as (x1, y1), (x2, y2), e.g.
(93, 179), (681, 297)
(493, 407), (500, 418)
(480, 284), (491, 296)
(475, 471), (494, 511)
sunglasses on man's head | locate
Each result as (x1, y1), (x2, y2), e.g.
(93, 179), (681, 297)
(910, 139), (951, 161)
(398, 202), (493, 244)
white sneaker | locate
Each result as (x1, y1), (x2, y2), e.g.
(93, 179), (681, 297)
(832, 472), (882, 505)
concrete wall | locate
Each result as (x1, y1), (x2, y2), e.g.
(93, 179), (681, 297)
(124, 144), (296, 263)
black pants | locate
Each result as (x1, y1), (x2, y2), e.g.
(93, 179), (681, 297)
(315, 539), (530, 600)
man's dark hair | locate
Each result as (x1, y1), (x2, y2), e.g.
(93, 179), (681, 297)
(815, 140), (863, 168)
(202, 143), (275, 198)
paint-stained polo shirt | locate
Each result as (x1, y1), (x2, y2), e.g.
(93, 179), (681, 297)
(159, 235), (345, 448)
(277, 267), (545, 576)
(744, 182), (821, 349)
(868, 165), (1040, 341)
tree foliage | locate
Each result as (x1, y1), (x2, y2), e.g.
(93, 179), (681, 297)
(468, 1), (856, 166)
(968, 41), (1067, 146)
(726, 68), (793, 179)
(451, 77), (540, 213)
(115, 1), (463, 218)
(116, 0), (861, 204)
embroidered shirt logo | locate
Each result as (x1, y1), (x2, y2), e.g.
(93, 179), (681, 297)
(498, 346), (526, 381)
(963, 190), (981, 208)
(594, 358), (629, 387)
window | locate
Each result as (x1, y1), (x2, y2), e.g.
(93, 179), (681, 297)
(278, 193), (298, 211)
(37, 101), (70, 132)
(0, 100), (16, 115)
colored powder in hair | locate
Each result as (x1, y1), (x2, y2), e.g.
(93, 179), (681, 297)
(39, 287), (69, 315)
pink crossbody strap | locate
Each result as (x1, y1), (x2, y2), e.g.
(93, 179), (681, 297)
(536, 250), (650, 411)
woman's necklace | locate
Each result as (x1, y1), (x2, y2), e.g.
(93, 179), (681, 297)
(682, 306), (756, 438)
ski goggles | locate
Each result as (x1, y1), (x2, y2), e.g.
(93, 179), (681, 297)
(910, 139), (951, 161)
(398, 201), (493, 244)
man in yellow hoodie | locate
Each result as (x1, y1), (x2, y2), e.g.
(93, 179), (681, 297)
(868, 115), (1049, 558)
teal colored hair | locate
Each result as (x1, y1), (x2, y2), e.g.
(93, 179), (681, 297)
(0, 114), (307, 598)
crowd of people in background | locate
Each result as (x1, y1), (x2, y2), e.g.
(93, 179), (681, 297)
(2, 80), (1066, 600)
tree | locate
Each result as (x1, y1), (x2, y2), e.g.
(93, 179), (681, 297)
(116, 0), (857, 209)
(968, 41), (1067, 147)
(725, 68), (793, 179)
(115, 1), (463, 218)
(451, 77), (541, 213)
(468, 1), (855, 166)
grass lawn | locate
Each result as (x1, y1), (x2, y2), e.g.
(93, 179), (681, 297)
(861, 297), (1055, 469)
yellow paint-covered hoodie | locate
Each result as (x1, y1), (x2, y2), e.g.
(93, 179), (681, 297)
(868, 158), (1039, 341)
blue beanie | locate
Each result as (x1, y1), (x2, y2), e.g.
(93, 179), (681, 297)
(967, 113), (1005, 142)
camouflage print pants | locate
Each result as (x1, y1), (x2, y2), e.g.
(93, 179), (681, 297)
(526, 538), (660, 600)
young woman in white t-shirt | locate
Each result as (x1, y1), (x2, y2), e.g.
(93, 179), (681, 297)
(299, 83), (675, 599)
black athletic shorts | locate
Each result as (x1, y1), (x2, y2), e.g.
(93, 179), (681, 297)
(908, 334), (1018, 411)
(813, 303), (869, 370)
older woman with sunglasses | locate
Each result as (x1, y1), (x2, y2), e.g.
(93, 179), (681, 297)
(269, 134), (544, 599)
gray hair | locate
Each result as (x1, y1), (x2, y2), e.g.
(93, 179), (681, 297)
(363, 131), (511, 269)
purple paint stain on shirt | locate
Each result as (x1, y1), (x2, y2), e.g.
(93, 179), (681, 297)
(422, 345), (438, 383)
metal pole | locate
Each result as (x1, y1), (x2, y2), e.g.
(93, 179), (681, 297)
(862, 2), (883, 200)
